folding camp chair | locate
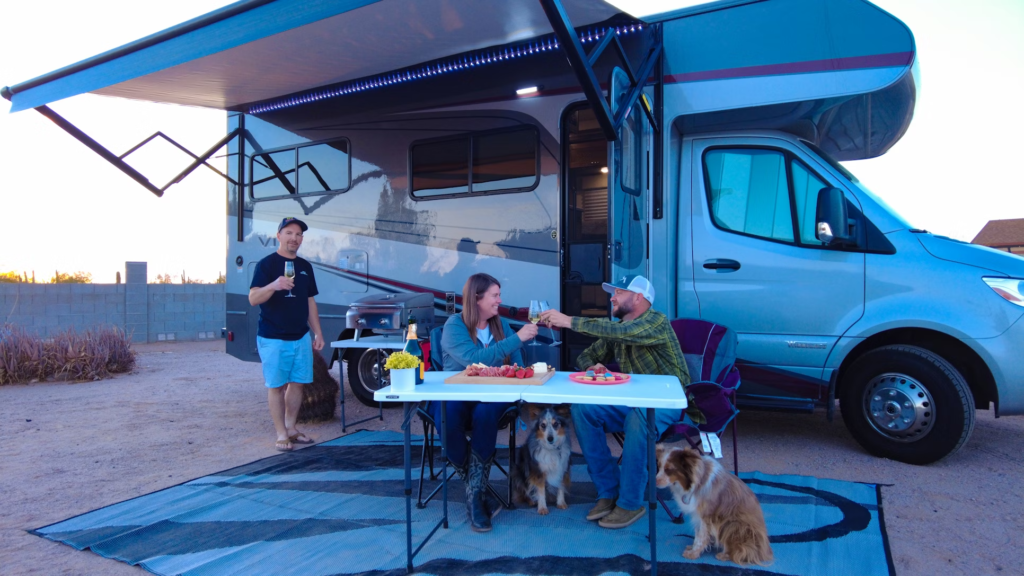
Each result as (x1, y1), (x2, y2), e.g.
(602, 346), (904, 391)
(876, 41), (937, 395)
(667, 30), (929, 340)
(612, 318), (741, 522)
(665, 318), (741, 474)
(416, 325), (518, 509)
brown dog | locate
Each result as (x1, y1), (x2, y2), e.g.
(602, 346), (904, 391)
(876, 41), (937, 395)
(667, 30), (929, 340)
(510, 404), (572, 514)
(655, 445), (773, 566)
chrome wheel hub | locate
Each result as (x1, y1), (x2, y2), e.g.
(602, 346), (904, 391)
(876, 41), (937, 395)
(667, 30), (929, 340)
(863, 373), (935, 442)
(358, 349), (390, 391)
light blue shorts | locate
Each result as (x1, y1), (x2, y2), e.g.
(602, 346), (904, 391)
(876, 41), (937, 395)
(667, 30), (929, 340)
(257, 333), (313, 388)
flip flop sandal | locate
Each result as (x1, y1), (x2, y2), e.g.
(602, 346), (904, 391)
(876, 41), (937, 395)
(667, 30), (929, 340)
(275, 440), (293, 452)
(289, 434), (315, 444)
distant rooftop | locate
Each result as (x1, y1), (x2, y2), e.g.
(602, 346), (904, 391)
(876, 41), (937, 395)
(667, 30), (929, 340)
(972, 219), (1024, 247)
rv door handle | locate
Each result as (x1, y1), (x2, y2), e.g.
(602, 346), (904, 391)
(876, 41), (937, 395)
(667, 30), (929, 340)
(703, 259), (741, 271)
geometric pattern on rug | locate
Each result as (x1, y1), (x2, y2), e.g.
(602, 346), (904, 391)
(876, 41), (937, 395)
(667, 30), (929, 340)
(33, 430), (895, 576)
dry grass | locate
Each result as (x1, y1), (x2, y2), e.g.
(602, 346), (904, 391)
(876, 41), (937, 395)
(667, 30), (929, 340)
(0, 324), (136, 385)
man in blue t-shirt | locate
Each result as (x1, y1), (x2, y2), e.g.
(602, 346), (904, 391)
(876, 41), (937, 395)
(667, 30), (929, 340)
(249, 217), (325, 452)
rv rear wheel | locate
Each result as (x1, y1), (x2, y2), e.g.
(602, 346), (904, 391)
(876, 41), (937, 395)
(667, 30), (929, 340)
(839, 345), (975, 465)
(347, 348), (397, 408)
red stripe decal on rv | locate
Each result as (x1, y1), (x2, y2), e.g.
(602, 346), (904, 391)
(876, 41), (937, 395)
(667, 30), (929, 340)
(664, 52), (914, 84)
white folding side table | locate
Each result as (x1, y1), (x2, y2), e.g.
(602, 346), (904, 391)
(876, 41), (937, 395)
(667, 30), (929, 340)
(520, 372), (688, 576)
(374, 373), (531, 574)
(330, 334), (406, 432)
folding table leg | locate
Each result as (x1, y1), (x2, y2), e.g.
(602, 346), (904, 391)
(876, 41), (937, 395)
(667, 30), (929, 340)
(440, 401), (449, 529)
(647, 407), (658, 576)
(403, 402), (413, 573)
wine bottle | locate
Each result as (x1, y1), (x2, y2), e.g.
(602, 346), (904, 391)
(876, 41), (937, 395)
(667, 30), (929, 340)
(404, 315), (425, 384)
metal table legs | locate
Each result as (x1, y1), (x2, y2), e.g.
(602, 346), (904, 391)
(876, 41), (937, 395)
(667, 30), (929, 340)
(340, 349), (385, 433)
(401, 401), (449, 574)
(648, 407), (659, 576)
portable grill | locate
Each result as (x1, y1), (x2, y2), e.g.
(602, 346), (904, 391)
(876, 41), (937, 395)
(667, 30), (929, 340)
(345, 292), (435, 339)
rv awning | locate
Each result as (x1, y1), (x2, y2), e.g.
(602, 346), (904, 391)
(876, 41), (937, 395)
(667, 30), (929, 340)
(4, 0), (622, 113)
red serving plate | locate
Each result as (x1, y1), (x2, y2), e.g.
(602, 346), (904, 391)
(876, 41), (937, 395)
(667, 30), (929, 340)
(569, 371), (631, 385)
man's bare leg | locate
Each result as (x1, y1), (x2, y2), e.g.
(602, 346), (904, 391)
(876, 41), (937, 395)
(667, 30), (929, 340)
(284, 382), (305, 439)
(268, 386), (291, 450)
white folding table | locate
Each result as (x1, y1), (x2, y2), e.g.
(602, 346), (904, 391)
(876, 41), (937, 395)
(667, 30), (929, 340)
(374, 371), (687, 575)
(330, 334), (406, 432)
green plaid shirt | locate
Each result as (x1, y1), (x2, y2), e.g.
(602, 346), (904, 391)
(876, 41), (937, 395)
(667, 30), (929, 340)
(573, 309), (704, 424)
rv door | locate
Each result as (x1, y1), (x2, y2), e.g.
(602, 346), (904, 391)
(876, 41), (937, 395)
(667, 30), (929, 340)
(608, 68), (650, 286)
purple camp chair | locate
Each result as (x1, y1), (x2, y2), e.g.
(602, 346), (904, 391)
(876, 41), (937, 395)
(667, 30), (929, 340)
(611, 318), (741, 523)
(665, 318), (741, 475)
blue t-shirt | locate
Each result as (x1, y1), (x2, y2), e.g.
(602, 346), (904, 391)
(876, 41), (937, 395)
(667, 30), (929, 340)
(250, 252), (319, 341)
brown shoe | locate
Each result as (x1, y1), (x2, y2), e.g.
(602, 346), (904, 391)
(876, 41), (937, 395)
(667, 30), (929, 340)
(598, 505), (646, 529)
(586, 498), (617, 521)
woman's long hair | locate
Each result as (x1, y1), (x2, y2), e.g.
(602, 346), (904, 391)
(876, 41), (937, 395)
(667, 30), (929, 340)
(461, 273), (507, 356)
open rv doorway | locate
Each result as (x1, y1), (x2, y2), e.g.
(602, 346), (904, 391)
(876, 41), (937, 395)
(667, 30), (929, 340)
(561, 106), (610, 368)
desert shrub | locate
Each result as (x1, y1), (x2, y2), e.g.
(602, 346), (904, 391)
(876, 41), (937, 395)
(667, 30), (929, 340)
(0, 325), (47, 384)
(0, 324), (135, 385)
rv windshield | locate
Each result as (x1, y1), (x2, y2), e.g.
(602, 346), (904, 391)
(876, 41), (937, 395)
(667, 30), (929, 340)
(801, 140), (913, 229)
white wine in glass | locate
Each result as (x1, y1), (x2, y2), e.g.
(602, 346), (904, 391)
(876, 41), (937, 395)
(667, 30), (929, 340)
(284, 261), (296, 298)
(527, 300), (541, 346)
(539, 301), (554, 345)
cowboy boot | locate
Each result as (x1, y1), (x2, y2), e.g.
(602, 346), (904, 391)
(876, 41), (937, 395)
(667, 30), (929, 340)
(480, 455), (504, 519)
(465, 451), (491, 532)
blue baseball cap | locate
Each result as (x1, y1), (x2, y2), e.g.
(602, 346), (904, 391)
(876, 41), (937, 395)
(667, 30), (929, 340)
(602, 275), (655, 305)
(278, 217), (308, 232)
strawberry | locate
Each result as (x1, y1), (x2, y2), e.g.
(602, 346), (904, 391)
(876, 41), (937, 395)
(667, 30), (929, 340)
(515, 369), (527, 379)
(524, 368), (534, 378)
(506, 368), (517, 378)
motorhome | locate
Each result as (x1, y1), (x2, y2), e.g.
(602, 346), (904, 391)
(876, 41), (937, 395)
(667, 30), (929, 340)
(6, 0), (1022, 465)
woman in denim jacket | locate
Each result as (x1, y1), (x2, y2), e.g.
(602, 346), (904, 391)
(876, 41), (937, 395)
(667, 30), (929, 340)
(434, 273), (537, 532)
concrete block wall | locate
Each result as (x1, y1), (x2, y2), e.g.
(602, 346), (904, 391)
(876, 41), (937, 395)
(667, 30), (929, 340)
(147, 284), (225, 343)
(1, 283), (126, 337)
(1, 261), (225, 343)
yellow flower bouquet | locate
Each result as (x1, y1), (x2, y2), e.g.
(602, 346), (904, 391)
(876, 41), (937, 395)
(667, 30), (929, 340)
(384, 351), (421, 371)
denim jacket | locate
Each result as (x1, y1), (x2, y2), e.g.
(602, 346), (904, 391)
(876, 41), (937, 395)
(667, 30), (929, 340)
(440, 314), (525, 371)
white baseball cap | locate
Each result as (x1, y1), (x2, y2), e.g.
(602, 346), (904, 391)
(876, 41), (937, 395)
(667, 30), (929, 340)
(602, 275), (655, 305)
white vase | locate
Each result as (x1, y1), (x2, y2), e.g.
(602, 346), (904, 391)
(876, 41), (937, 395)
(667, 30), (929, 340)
(391, 368), (416, 392)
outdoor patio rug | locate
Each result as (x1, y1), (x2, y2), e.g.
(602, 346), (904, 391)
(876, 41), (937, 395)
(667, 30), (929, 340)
(32, 430), (895, 576)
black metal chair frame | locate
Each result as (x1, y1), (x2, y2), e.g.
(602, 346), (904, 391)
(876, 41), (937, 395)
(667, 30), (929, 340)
(416, 402), (518, 510)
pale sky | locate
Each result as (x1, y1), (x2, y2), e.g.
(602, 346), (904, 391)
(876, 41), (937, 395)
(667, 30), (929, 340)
(1, 0), (1022, 283)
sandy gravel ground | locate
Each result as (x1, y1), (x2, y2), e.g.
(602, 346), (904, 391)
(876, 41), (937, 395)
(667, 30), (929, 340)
(1, 341), (1022, 575)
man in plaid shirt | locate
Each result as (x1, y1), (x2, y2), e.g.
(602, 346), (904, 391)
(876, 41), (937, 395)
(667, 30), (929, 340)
(541, 275), (702, 529)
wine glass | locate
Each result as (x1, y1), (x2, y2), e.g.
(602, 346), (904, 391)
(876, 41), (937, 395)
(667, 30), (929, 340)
(527, 300), (541, 346)
(284, 261), (296, 298)
(538, 300), (555, 345)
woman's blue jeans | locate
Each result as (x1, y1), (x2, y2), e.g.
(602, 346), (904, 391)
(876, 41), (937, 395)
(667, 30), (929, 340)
(428, 401), (512, 467)
(571, 404), (687, 511)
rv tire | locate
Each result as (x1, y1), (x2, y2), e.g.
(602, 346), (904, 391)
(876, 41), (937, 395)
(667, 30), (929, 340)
(839, 345), (975, 465)
(347, 348), (398, 409)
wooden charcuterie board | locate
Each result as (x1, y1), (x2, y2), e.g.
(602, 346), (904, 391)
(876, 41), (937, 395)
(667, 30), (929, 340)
(444, 369), (556, 386)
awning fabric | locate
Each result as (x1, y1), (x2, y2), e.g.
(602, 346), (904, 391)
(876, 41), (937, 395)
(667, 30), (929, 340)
(6, 0), (621, 113)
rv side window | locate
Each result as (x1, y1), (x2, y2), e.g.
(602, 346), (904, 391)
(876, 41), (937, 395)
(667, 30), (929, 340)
(252, 150), (296, 199)
(411, 127), (538, 198)
(298, 141), (350, 194)
(250, 138), (351, 199)
(411, 138), (470, 197)
(704, 149), (794, 242)
(791, 160), (829, 245)
(472, 130), (537, 192)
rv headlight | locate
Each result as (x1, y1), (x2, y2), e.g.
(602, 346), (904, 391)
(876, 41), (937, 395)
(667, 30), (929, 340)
(983, 277), (1024, 307)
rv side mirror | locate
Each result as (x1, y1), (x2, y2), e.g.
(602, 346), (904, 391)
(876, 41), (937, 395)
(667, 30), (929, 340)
(815, 187), (852, 246)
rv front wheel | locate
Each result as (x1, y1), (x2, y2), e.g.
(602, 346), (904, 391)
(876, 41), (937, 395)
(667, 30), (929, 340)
(347, 348), (397, 408)
(839, 345), (975, 465)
